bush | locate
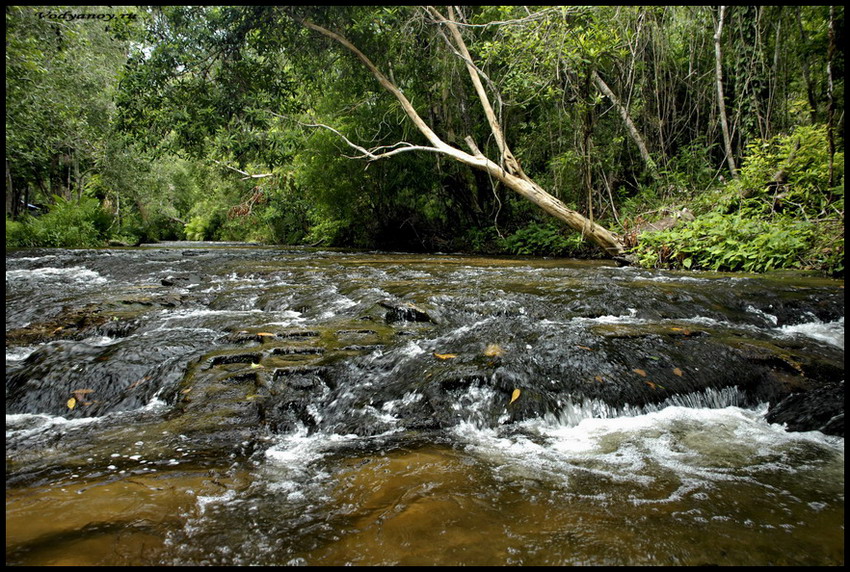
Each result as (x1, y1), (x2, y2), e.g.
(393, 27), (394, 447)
(634, 212), (815, 272)
(501, 222), (589, 257)
(5, 195), (111, 248)
(633, 125), (843, 275)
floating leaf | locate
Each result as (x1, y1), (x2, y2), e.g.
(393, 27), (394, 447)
(645, 381), (657, 389)
(256, 332), (276, 337)
(250, 362), (265, 369)
(632, 368), (647, 377)
(67, 397), (77, 410)
(483, 343), (504, 357)
(576, 345), (594, 351)
(433, 352), (458, 360)
(672, 367), (684, 377)
(510, 388), (521, 404)
(594, 375), (605, 383)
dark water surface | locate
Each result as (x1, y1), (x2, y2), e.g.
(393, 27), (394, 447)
(6, 244), (844, 565)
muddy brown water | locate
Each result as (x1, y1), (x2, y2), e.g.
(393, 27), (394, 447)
(6, 244), (844, 565)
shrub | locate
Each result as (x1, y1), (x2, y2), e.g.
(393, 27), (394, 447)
(501, 222), (589, 257)
(5, 195), (111, 248)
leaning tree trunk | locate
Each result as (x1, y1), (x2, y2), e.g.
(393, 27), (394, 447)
(291, 8), (627, 259)
(591, 70), (659, 179)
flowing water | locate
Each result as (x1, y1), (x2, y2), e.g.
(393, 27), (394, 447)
(5, 244), (844, 566)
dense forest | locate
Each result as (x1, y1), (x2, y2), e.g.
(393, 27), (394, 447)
(5, 6), (844, 275)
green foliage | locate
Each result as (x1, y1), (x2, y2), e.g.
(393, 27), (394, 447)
(6, 5), (843, 269)
(6, 196), (111, 248)
(634, 212), (815, 272)
(501, 222), (589, 257)
(633, 126), (843, 275)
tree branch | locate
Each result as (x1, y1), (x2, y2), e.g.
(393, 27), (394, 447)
(426, 6), (528, 180)
(211, 160), (274, 180)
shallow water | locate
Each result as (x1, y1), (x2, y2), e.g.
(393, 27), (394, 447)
(5, 245), (844, 565)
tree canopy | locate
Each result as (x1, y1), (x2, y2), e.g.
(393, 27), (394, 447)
(5, 5), (844, 274)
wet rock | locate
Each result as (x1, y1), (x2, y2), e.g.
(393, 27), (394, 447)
(4, 304), (111, 346)
(208, 352), (263, 367)
(765, 381), (844, 436)
(379, 300), (434, 323)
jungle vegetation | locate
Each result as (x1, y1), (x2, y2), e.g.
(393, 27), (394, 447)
(5, 6), (844, 275)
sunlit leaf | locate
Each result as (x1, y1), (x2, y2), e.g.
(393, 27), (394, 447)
(433, 352), (458, 360)
(510, 388), (521, 404)
(672, 367), (684, 377)
(483, 343), (504, 357)
(256, 332), (276, 337)
(250, 362), (264, 369)
(632, 368), (647, 377)
(577, 345), (594, 351)
(67, 397), (76, 410)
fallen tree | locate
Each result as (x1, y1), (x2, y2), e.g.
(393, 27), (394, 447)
(290, 7), (629, 260)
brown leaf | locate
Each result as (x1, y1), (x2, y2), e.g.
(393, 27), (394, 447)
(510, 388), (521, 404)
(483, 343), (504, 357)
(72, 388), (94, 402)
(594, 375), (605, 383)
(433, 352), (458, 360)
(576, 345), (594, 351)
(632, 368), (647, 377)
(672, 367), (684, 377)
(128, 376), (151, 390)
(645, 381), (657, 389)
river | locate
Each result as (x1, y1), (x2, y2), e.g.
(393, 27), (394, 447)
(5, 243), (844, 565)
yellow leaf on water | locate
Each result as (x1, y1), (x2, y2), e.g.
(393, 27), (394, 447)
(256, 332), (276, 337)
(510, 388), (521, 404)
(67, 397), (76, 410)
(483, 343), (504, 357)
(633, 368), (647, 377)
(594, 375), (605, 383)
(672, 367), (684, 377)
(433, 353), (458, 360)
(250, 362), (264, 369)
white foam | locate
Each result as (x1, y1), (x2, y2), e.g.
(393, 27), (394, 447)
(6, 412), (100, 439)
(776, 317), (844, 349)
(5, 266), (107, 284)
(452, 402), (843, 504)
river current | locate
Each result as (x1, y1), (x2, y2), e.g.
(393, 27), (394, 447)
(5, 244), (844, 565)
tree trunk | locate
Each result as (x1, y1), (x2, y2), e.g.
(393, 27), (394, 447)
(826, 6), (836, 190)
(591, 70), (658, 178)
(292, 9), (627, 259)
(714, 6), (738, 178)
(6, 159), (14, 217)
(795, 7), (819, 124)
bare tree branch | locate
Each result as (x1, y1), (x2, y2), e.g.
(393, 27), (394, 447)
(211, 160), (274, 180)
